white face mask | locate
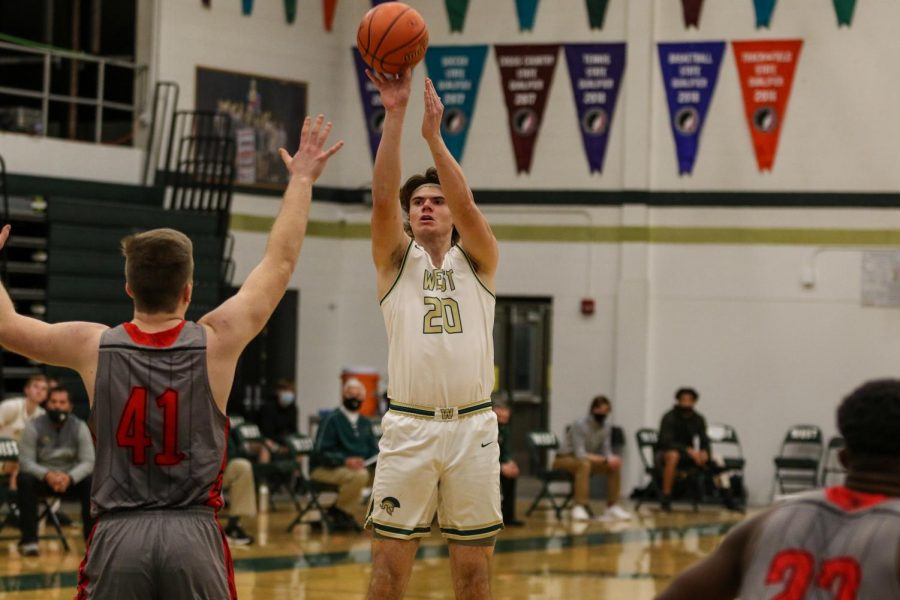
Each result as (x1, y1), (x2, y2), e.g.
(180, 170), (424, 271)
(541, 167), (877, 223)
(277, 392), (295, 408)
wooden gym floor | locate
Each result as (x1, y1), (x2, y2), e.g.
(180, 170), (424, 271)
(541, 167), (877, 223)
(0, 500), (745, 599)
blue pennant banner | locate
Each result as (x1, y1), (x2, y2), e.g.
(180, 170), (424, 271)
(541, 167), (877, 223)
(657, 41), (726, 175)
(753, 0), (777, 28)
(563, 43), (626, 174)
(352, 48), (385, 163)
(423, 45), (489, 163)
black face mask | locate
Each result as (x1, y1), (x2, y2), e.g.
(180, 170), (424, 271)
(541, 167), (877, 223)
(677, 405), (695, 417)
(46, 409), (68, 425)
(593, 413), (607, 425)
(343, 397), (362, 412)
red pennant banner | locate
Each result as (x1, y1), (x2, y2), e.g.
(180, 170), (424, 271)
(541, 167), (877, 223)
(323, 0), (337, 32)
(494, 44), (560, 174)
(732, 39), (802, 172)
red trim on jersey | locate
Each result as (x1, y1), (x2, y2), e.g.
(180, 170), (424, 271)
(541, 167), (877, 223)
(216, 517), (238, 599)
(826, 485), (890, 512)
(75, 520), (99, 599)
(205, 420), (229, 510)
(122, 320), (187, 348)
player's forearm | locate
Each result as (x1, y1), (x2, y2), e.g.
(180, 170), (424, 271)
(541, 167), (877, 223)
(426, 135), (476, 213)
(0, 278), (18, 338)
(264, 174), (313, 274)
(372, 107), (406, 205)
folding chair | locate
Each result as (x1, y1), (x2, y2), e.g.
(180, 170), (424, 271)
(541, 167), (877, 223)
(283, 434), (345, 533)
(634, 428), (663, 510)
(524, 432), (574, 521)
(230, 421), (294, 509)
(707, 423), (747, 503)
(772, 424), (823, 498)
(820, 436), (846, 487)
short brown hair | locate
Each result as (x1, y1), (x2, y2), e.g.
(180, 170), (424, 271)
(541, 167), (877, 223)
(24, 374), (47, 388)
(122, 228), (194, 313)
(398, 168), (459, 245)
(591, 395), (611, 411)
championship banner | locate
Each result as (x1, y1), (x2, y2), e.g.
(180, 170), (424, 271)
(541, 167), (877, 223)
(732, 40), (802, 172)
(494, 44), (560, 174)
(352, 49), (385, 162)
(323, 0), (337, 31)
(563, 43), (626, 174)
(833, 0), (858, 26)
(445, 0), (470, 33)
(284, 0), (297, 24)
(753, 0), (777, 28)
(585, 0), (610, 29)
(515, 0), (540, 31)
(681, 0), (704, 28)
(658, 41), (726, 176)
(423, 45), (489, 163)
(242, 0), (253, 16)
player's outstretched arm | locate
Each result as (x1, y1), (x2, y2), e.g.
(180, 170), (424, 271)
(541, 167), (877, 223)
(0, 225), (106, 376)
(367, 69), (411, 291)
(421, 78), (498, 287)
(200, 115), (343, 364)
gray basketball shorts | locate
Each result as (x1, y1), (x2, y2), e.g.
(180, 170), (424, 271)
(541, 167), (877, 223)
(76, 506), (236, 599)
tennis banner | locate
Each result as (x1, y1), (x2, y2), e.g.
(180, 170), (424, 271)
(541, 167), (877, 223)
(585, 0), (610, 29)
(495, 44), (560, 174)
(423, 45), (489, 163)
(732, 39), (802, 172)
(515, 0), (540, 31)
(658, 41), (726, 176)
(564, 43), (626, 174)
(352, 49), (384, 162)
(681, 0), (704, 28)
(445, 0), (470, 33)
(753, 0), (778, 28)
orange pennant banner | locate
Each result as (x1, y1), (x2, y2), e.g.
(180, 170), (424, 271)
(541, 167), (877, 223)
(323, 0), (337, 32)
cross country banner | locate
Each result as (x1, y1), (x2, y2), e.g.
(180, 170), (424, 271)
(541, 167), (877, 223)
(352, 48), (385, 162)
(445, 0), (470, 33)
(833, 0), (858, 26)
(323, 0), (337, 32)
(494, 44), (560, 174)
(658, 41), (726, 176)
(284, 0), (297, 24)
(681, 0), (704, 28)
(515, 0), (540, 31)
(563, 43), (626, 174)
(753, 0), (777, 28)
(242, 0), (253, 16)
(423, 45), (489, 163)
(585, 0), (610, 29)
(732, 39), (802, 172)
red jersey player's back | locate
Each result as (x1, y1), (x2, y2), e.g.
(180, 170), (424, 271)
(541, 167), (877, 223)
(89, 320), (227, 516)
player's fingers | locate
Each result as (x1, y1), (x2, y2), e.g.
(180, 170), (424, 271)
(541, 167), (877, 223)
(310, 114), (325, 138)
(278, 148), (292, 167)
(322, 140), (344, 159)
(300, 116), (311, 143)
(365, 69), (381, 85)
(0, 224), (10, 250)
(318, 121), (333, 146)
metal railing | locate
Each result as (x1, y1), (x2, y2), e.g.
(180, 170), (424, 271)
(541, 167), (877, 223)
(0, 38), (147, 144)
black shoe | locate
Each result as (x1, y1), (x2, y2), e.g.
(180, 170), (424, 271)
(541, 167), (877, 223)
(224, 524), (254, 546)
(660, 496), (672, 513)
(503, 519), (525, 527)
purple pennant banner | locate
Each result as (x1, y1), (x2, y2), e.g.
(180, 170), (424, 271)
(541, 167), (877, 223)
(352, 48), (385, 162)
(658, 41), (725, 175)
(564, 43), (626, 174)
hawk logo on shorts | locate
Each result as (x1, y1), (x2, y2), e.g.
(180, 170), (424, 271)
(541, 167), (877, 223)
(380, 497), (400, 516)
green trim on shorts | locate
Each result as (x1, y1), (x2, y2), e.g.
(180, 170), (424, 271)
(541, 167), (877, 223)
(369, 520), (433, 540)
(388, 399), (493, 420)
(440, 522), (504, 540)
(457, 401), (493, 416)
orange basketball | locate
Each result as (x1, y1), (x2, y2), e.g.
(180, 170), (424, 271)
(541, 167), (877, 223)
(356, 2), (429, 75)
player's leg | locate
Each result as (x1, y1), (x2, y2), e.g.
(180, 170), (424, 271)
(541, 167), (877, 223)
(448, 540), (494, 600)
(157, 507), (235, 600)
(367, 536), (421, 600)
(77, 514), (157, 599)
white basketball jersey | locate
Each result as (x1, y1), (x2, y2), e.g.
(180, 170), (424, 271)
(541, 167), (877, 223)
(380, 240), (495, 408)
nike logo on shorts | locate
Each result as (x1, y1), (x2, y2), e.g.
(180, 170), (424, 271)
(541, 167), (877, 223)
(481, 441), (494, 448)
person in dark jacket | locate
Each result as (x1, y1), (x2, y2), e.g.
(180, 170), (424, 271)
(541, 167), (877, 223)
(310, 378), (379, 528)
(657, 387), (710, 512)
(258, 379), (299, 450)
(494, 403), (523, 527)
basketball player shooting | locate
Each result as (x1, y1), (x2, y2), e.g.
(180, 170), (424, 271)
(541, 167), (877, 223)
(364, 68), (502, 600)
(657, 378), (900, 599)
(0, 114), (342, 599)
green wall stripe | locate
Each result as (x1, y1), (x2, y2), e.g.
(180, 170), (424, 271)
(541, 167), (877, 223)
(230, 214), (900, 247)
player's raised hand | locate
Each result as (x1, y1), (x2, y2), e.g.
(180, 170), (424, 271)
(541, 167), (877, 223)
(366, 68), (411, 112)
(421, 78), (444, 144)
(279, 115), (344, 183)
(0, 225), (10, 252)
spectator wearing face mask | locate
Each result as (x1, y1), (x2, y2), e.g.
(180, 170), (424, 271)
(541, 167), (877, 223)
(657, 387), (711, 512)
(553, 395), (632, 523)
(309, 378), (379, 530)
(258, 380), (299, 453)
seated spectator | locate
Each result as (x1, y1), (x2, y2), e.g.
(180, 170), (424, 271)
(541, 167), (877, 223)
(17, 386), (94, 556)
(657, 387), (712, 512)
(553, 395), (632, 522)
(494, 403), (523, 527)
(222, 452), (257, 546)
(0, 374), (47, 440)
(310, 378), (379, 530)
(258, 380), (299, 453)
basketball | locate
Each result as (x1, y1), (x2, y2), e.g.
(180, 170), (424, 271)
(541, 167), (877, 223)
(356, 2), (429, 75)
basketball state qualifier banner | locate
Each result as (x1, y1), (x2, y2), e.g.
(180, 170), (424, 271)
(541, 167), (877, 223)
(681, 0), (704, 28)
(754, 0), (778, 28)
(423, 46), (489, 163)
(515, 0), (540, 31)
(732, 40), (802, 172)
(658, 41), (726, 176)
(563, 43), (626, 174)
(352, 48), (385, 162)
(494, 44), (560, 174)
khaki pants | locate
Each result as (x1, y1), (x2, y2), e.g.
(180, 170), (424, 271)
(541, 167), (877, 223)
(222, 458), (257, 517)
(310, 467), (371, 518)
(552, 454), (620, 506)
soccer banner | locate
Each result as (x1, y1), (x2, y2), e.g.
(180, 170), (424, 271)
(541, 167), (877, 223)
(323, 0), (337, 31)
(585, 0), (610, 29)
(423, 45), (489, 163)
(284, 0), (297, 24)
(515, 0), (540, 31)
(833, 0), (858, 26)
(658, 41), (726, 175)
(353, 48), (385, 162)
(445, 0), (470, 33)
(563, 43), (626, 174)
(494, 44), (560, 174)
(753, 0), (777, 28)
(732, 40), (802, 172)
(681, 0), (704, 28)
(242, 0), (253, 16)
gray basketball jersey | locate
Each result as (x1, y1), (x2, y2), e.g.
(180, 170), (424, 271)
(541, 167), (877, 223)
(739, 487), (900, 600)
(89, 321), (227, 517)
